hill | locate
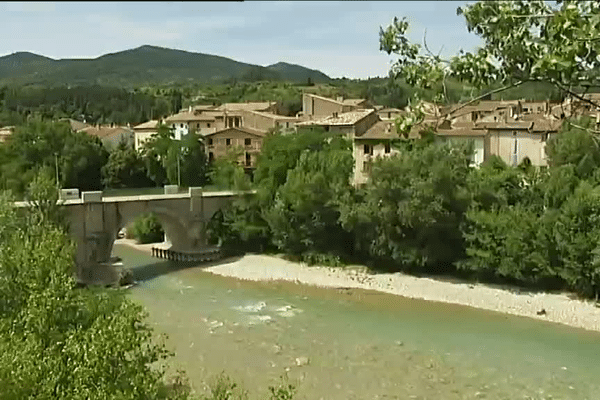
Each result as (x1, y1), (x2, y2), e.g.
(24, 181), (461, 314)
(0, 45), (331, 87)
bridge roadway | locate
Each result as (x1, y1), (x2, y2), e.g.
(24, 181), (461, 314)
(15, 187), (251, 285)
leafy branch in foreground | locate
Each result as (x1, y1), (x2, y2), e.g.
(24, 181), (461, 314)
(380, 1), (600, 134)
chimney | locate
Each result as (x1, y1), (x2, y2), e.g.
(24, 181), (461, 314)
(189, 105), (192, 113)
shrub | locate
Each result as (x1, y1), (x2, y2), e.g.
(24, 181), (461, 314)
(129, 212), (165, 244)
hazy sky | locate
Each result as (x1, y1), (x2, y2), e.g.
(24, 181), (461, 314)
(0, 1), (481, 79)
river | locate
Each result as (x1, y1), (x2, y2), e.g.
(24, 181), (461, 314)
(115, 244), (600, 400)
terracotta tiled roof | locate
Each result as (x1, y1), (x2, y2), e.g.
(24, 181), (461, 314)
(215, 101), (276, 112)
(203, 126), (266, 138)
(82, 126), (133, 139)
(244, 110), (300, 121)
(165, 111), (216, 122)
(133, 120), (159, 130)
(296, 109), (376, 126)
(356, 120), (400, 140)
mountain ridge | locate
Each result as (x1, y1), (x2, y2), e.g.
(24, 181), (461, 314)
(0, 45), (331, 87)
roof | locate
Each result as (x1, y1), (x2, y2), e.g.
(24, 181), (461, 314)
(436, 126), (486, 137)
(477, 115), (561, 132)
(81, 126), (133, 139)
(215, 101), (276, 112)
(356, 120), (401, 140)
(296, 109), (376, 127)
(203, 126), (266, 138)
(243, 110), (300, 121)
(342, 98), (367, 106)
(59, 118), (90, 132)
(133, 120), (159, 130)
(165, 111), (216, 122)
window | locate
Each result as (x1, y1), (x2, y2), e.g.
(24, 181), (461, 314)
(207, 123), (211, 128)
(245, 152), (251, 166)
(384, 143), (391, 154)
(363, 144), (373, 155)
(226, 138), (231, 146)
(245, 138), (252, 146)
(208, 152), (214, 162)
(363, 161), (371, 173)
(180, 124), (184, 128)
(208, 138), (213, 145)
(541, 133), (548, 142)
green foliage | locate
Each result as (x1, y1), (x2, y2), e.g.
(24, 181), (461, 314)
(102, 139), (155, 188)
(554, 181), (600, 297)
(208, 147), (248, 191)
(203, 372), (248, 400)
(263, 135), (354, 258)
(341, 142), (473, 272)
(142, 125), (208, 187)
(0, 193), (180, 400)
(458, 204), (559, 285)
(0, 119), (108, 196)
(545, 117), (600, 179)
(129, 212), (165, 244)
(380, 1), (600, 134)
(267, 374), (298, 400)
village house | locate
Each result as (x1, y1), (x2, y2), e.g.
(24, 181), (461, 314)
(435, 120), (487, 167)
(477, 113), (562, 167)
(377, 107), (404, 120)
(164, 107), (218, 139)
(132, 119), (160, 151)
(295, 108), (379, 138)
(240, 109), (300, 134)
(300, 93), (370, 119)
(81, 124), (135, 150)
(204, 126), (265, 170)
(353, 120), (402, 185)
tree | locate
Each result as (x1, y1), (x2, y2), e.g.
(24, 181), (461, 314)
(208, 146), (248, 190)
(340, 142), (474, 273)
(380, 1), (600, 133)
(102, 139), (154, 188)
(0, 119), (108, 196)
(0, 181), (186, 400)
(179, 131), (208, 187)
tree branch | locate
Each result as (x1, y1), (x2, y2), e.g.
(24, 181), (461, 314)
(444, 80), (525, 117)
(551, 80), (600, 111)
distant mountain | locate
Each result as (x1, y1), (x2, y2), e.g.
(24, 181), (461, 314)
(266, 62), (330, 83)
(0, 45), (331, 87)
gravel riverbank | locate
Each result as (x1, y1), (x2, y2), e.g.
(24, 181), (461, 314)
(115, 239), (600, 332)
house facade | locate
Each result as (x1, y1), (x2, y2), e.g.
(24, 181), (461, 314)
(301, 93), (369, 119)
(133, 120), (160, 151)
(82, 125), (135, 150)
(204, 126), (265, 169)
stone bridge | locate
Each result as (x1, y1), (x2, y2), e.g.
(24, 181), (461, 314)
(17, 187), (246, 285)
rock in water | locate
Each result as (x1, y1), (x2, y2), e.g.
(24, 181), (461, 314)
(119, 269), (134, 286)
(295, 356), (309, 366)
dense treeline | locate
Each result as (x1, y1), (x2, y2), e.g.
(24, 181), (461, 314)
(209, 119), (600, 299)
(0, 85), (183, 127)
(0, 119), (211, 197)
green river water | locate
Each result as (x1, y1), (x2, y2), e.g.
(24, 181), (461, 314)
(114, 244), (600, 400)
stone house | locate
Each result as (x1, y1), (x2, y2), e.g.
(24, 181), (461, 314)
(478, 114), (562, 167)
(204, 126), (265, 169)
(435, 121), (487, 167)
(241, 110), (300, 134)
(295, 109), (379, 138)
(301, 93), (370, 119)
(81, 124), (135, 150)
(133, 120), (160, 151)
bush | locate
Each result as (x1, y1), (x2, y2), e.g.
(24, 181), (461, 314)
(129, 212), (165, 244)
